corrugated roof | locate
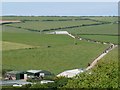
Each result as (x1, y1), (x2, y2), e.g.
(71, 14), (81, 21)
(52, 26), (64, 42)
(27, 70), (42, 74)
(7, 71), (25, 74)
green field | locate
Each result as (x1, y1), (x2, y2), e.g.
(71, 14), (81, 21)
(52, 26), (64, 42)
(86, 16), (118, 22)
(6, 20), (98, 31)
(79, 35), (119, 44)
(62, 23), (118, 44)
(2, 30), (108, 74)
(2, 16), (82, 21)
(2, 16), (118, 75)
(65, 24), (118, 35)
(2, 41), (35, 51)
(2, 16), (118, 22)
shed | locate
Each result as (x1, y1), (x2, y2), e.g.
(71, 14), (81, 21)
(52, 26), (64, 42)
(48, 31), (69, 35)
(54, 31), (69, 34)
(5, 71), (27, 80)
(26, 70), (52, 78)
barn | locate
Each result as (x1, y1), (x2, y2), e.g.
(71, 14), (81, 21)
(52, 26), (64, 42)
(26, 70), (53, 79)
(48, 31), (69, 34)
(5, 71), (27, 80)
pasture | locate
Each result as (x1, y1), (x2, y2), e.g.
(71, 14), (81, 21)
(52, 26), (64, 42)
(6, 20), (98, 32)
(63, 23), (118, 44)
(2, 16), (118, 75)
(2, 41), (35, 51)
(2, 30), (108, 74)
(65, 24), (118, 35)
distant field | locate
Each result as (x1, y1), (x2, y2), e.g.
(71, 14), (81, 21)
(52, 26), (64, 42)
(82, 16), (118, 22)
(6, 20), (98, 31)
(2, 16), (118, 23)
(63, 23), (118, 44)
(2, 25), (36, 33)
(79, 35), (119, 44)
(2, 16), (82, 21)
(65, 24), (118, 35)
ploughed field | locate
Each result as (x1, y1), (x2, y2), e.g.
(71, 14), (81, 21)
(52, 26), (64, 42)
(2, 16), (118, 74)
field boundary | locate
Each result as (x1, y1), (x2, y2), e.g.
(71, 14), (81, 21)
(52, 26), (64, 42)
(4, 21), (111, 33)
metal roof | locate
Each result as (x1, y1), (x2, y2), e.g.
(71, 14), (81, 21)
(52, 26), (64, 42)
(27, 70), (42, 74)
(6, 71), (25, 74)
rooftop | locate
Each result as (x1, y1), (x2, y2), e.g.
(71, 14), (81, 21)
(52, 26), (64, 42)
(27, 70), (42, 74)
(7, 71), (25, 74)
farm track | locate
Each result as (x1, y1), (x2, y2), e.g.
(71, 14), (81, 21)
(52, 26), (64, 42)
(67, 33), (118, 71)
(86, 44), (118, 70)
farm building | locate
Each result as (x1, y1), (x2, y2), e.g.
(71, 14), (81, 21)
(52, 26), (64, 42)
(4, 70), (53, 80)
(57, 69), (84, 78)
(48, 31), (69, 34)
(5, 71), (27, 80)
(26, 70), (53, 79)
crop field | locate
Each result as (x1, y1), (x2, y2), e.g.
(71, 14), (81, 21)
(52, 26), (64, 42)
(2, 16), (118, 75)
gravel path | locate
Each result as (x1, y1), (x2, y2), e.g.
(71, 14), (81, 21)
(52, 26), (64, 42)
(67, 33), (118, 71)
(86, 44), (117, 70)
(57, 33), (118, 77)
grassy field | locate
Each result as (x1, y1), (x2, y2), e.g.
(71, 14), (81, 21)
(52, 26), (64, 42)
(2, 41), (35, 51)
(6, 20), (98, 31)
(2, 16), (118, 75)
(2, 30), (108, 74)
(86, 16), (118, 22)
(79, 35), (119, 44)
(2, 25), (34, 33)
(2, 16), (118, 22)
(2, 16), (82, 21)
(62, 23), (118, 44)
(65, 24), (118, 35)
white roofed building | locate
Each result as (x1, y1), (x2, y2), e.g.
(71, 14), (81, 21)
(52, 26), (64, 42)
(48, 31), (69, 35)
(57, 69), (84, 78)
(26, 70), (53, 79)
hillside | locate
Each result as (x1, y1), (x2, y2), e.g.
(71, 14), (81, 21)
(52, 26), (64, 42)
(64, 47), (118, 88)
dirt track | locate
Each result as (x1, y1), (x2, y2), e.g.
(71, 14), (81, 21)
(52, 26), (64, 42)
(67, 33), (118, 71)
